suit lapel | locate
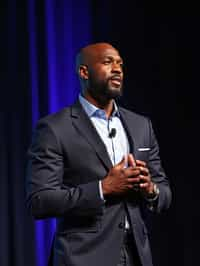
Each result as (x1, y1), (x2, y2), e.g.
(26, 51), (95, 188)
(118, 108), (135, 155)
(70, 101), (113, 170)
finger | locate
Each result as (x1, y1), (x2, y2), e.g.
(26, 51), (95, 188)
(116, 156), (127, 168)
(139, 166), (149, 176)
(139, 182), (149, 188)
(127, 177), (140, 183)
(125, 167), (140, 177)
(127, 184), (136, 189)
(139, 174), (151, 183)
(128, 154), (136, 167)
(136, 160), (146, 167)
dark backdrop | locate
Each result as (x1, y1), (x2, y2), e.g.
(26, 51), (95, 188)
(1, 0), (199, 265)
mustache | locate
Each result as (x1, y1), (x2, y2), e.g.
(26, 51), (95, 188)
(109, 75), (122, 81)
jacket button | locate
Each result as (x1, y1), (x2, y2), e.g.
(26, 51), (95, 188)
(118, 222), (125, 229)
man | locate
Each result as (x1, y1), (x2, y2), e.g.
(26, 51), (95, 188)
(26, 42), (172, 266)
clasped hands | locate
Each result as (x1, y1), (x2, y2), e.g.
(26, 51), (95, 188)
(102, 154), (154, 197)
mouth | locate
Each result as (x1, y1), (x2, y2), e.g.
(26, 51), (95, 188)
(109, 75), (122, 87)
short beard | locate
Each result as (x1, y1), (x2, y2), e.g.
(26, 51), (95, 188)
(87, 80), (123, 105)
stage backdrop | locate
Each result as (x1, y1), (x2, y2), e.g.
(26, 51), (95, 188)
(2, 1), (93, 266)
(2, 0), (200, 265)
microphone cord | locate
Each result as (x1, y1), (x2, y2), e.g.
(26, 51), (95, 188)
(108, 119), (116, 165)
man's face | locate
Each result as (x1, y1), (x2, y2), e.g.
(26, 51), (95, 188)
(86, 45), (124, 102)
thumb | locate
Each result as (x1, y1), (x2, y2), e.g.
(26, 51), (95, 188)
(128, 153), (136, 167)
(116, 156), (127, 168)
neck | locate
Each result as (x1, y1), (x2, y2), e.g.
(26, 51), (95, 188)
(82, 92), (114, 118)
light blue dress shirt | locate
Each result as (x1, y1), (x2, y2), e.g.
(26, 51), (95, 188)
(79, 94), (131, 228)
(79, 94), (130, 166)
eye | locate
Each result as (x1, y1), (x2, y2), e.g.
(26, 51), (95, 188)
(103, 60), (111, 65)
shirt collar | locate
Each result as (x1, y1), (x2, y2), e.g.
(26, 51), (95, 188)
(79, 94), (120, 119)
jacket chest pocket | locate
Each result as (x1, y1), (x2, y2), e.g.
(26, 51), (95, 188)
(134, 148), (150, 162)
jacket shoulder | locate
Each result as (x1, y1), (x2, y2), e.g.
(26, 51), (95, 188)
(37, 106), (71, 127)
(119, 106), (150, 124)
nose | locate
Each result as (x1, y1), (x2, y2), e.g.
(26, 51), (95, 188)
(111, 62), (122, 73)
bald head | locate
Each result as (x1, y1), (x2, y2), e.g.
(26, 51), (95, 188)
(76, 42), (123, 104)
(76, 42), (119, 73)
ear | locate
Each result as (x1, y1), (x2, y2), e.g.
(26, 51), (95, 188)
(79, 65), (89, 80)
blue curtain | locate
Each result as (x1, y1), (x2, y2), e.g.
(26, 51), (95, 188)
(28, 1), (92, 265)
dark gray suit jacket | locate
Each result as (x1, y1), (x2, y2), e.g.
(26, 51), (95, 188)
(26, 100), (172, 266)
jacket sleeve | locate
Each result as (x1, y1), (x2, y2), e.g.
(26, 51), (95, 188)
(26, 121), (104, 219)
(146, 118), (172, 213)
